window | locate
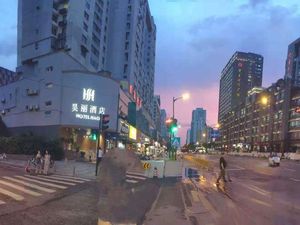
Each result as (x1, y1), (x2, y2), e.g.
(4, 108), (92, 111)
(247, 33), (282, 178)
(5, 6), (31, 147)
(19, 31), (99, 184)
(91, 45), (99, 57)
(126, 22), (130, 29)
(84, 11), (89, 21)
(125, 52), (129, 61)
(46, 66), (53, 72)
(125, 42), (129, 50)
(45, 82), (53, 88)
(35, 42), (39, 50)
(83, 22), (88, 32)
(126, 32), (130, 40)
(124, 64), (128, 73)
(82, 34), (87, 44)
(86, 1), (90, 9)
(45, 101), (52, 106)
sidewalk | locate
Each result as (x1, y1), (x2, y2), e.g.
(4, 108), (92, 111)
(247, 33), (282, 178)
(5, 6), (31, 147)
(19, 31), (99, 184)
(0, 158), (96, 179)
(144, 178), (190, 225)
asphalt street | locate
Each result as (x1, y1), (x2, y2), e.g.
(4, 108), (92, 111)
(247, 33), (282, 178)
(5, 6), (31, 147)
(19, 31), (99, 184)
(0, 164), (97, 225)
(184, 154), (300, 225)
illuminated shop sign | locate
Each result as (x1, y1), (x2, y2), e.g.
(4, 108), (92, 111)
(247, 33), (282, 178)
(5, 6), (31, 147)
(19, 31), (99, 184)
(72, 88), (105, 121)
(129, 126), (137, 140)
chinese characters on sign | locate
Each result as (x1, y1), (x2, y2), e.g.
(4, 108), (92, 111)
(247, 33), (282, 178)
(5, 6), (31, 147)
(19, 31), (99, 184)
(72, 88), (106, 121)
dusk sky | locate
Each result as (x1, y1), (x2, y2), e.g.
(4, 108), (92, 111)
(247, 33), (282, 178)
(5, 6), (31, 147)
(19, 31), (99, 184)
(1, 0), (300, 142)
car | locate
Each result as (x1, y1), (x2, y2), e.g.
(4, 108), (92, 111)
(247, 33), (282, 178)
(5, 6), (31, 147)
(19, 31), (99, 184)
(268, 154), (280, 167)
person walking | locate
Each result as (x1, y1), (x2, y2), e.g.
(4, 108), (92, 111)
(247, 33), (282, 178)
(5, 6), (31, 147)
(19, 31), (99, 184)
(216, 155), (232, 184)
(95, 147), (103, 176)
(35, 150), (42, 174)
(43, 150), (51, 175)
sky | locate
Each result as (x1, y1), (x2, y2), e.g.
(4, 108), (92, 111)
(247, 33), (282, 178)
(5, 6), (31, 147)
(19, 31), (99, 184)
(1, 0), (300, 143)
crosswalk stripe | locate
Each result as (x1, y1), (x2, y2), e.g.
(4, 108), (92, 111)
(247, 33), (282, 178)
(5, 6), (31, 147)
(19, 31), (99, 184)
(125, 179), (138, 183)
(0, 187), (24, 201)
(15, 176), (67, 189)
(38, 175), (84, 183)
(24, 175), (76, 186)
(126, 174), (147, 180)
(3, 177), (56, 193)
(51, 175), (91, 182)
(0, 180), (42, 197)
(0, 200), (5, 205)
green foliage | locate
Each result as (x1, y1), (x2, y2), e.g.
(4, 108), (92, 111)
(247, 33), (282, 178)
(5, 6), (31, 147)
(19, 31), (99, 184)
(0, 135), (64, 160)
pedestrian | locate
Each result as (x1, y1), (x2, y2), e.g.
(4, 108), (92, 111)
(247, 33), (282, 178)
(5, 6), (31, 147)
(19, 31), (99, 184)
(43, 150), (51, 175)
(35, 150), (42, 174)
(95, 147), (103, 176)
(216, 154), (232, 184)
(153, 167), (158, 179)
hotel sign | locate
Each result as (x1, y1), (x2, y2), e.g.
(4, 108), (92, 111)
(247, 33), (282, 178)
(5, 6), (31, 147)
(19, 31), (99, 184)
(72, 88), (106, 121)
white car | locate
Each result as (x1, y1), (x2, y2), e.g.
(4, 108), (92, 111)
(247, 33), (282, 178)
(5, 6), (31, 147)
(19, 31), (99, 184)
(268, 154), (280, 167)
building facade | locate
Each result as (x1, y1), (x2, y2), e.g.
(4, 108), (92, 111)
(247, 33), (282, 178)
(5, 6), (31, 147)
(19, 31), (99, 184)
(0, 0), (158, 154)
(218, 52), (263, 123)
(190, 108), (206, 144)
(17, 0), (156, 123)
(160, 109), (168, 142)
(186, 129), (191, 145)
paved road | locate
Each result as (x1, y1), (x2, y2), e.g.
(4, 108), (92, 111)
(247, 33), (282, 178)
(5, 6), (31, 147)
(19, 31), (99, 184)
(0, 164), (97, 225)
(183, 155), (300, 225)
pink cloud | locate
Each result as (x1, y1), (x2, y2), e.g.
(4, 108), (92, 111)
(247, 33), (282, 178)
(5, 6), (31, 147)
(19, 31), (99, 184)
(157, 83), (219, 144)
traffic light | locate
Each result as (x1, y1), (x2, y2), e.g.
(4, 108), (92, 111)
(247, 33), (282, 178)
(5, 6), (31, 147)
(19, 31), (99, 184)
(166, 118), (178, 134)
(101, 114), (110, 131)
(90, 129), (98, 141)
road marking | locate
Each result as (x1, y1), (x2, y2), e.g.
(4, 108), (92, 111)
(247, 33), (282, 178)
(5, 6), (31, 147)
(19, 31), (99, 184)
(51, 175), (91, 182)
(227, 168), (245, 171)
(125, 174), (147, 180)
(3, 177), (56, 193)
(0, 200), (5, 205)
(290, 178), (300, 182)
(197, 190), (221, 218)
(0, 187), (24, 201)
(38, 175), (84, 183)
(24, 175), (76, 186)
(0, 180), (42, 197)
(125, 179), (138, 183)
(240, 183), (270, 196)
(250, 198), (271, 207)
(15, 176), (67, 189)
(283, 168), (296, 172)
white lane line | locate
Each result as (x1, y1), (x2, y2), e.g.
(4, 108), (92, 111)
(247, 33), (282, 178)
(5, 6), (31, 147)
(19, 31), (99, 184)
(51, 175), (91, 182)
(0, 180), (42, 197)
(290, 178), (300, 182)
(250, 198), (272, 207)
(24, 175), (76, 186)
(38, 175), (84, 183)
(0, 187), (24, 201)
(15, 176), (67, 189)
(283, 168), (296, 172)
(0, 200), (5, 205)
(3, 177), (56, 193)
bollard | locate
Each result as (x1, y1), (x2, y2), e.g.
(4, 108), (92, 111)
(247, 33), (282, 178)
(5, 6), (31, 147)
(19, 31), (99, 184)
(73, 166), (76, 176)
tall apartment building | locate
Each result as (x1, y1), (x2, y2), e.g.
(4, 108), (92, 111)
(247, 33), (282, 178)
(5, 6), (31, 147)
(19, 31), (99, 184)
(17, 0), (156, 119)
(190, 108), (206, 144)
(186, 129), (191, 145)
(218, 52), (263, 123)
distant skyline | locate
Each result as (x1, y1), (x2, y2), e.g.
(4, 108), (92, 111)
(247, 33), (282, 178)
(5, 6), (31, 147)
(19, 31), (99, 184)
(1, 0), (300, 140)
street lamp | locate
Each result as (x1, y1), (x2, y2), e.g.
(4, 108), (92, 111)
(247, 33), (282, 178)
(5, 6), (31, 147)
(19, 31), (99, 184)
(172, 92), (190, 118)
(259, 94), (274, 153)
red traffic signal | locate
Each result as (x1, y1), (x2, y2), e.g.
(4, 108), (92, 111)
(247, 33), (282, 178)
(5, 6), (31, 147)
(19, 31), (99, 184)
(101, 114), (110, 131)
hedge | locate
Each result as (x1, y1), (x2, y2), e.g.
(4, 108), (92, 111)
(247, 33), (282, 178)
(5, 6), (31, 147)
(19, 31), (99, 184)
(0, 135), (64, 160)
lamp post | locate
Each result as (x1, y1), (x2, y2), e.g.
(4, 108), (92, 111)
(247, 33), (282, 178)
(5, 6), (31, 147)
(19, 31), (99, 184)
(172, 93), (190, 119)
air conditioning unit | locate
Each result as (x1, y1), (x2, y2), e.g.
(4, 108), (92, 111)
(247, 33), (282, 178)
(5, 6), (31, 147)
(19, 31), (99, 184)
(1, 98), (5, 104)
(35, 105), (40, 111)
(1, 110), (5, 115)
(29, 105), (34, 111)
